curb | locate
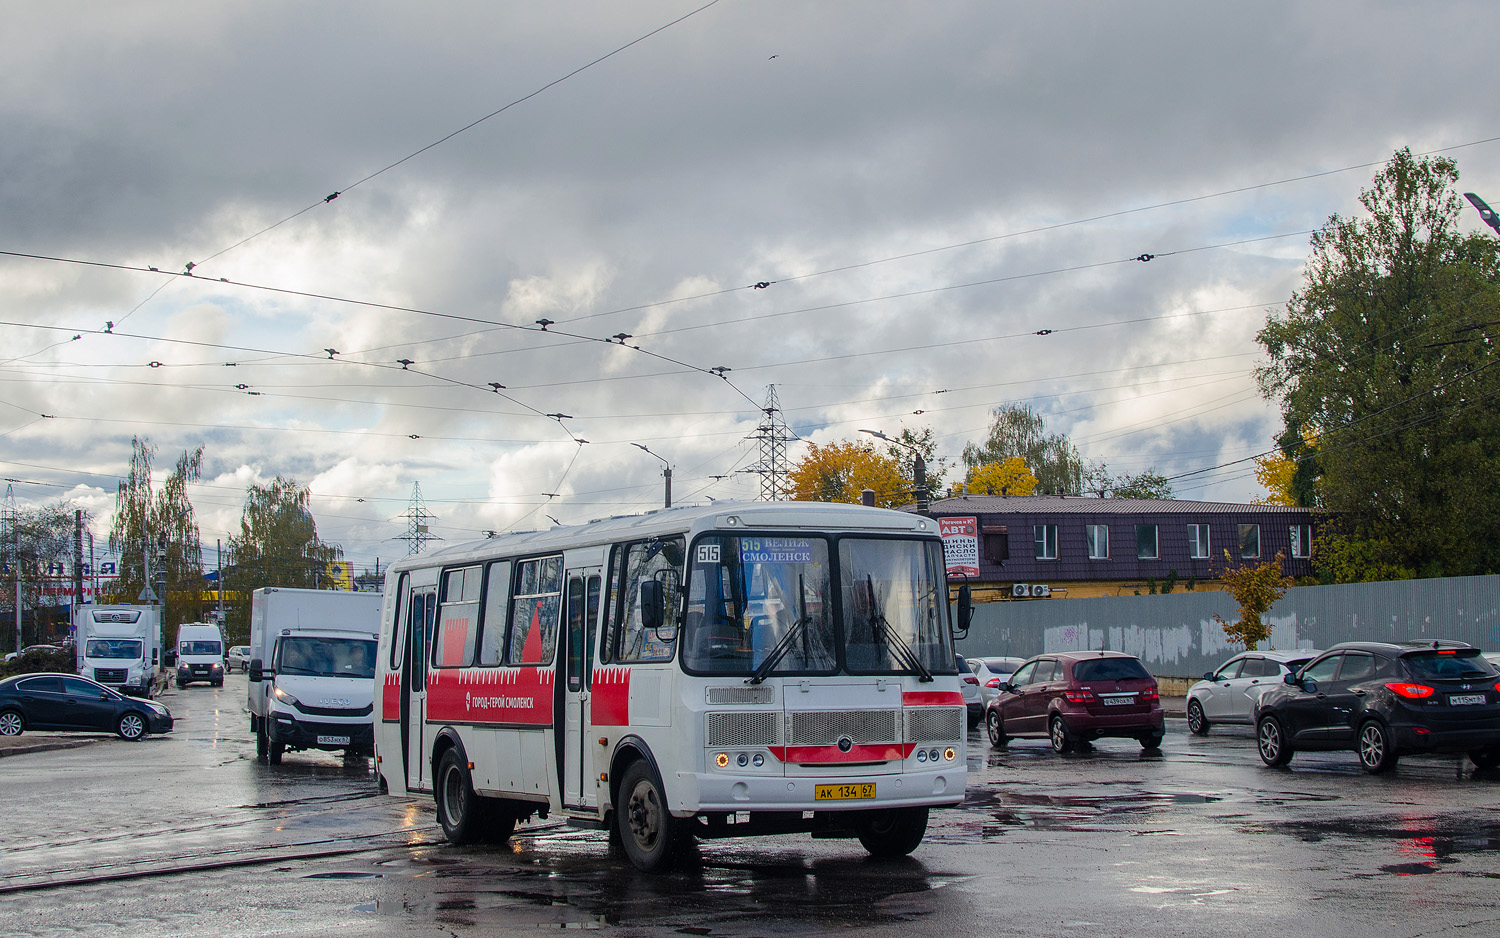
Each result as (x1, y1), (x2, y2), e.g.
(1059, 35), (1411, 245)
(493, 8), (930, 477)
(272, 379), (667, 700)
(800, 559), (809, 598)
(0, 737), (108, 758)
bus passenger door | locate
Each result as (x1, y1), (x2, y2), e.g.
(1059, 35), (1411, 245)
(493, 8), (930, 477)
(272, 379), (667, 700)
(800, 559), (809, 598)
(561, 570), (602, 808)
(404, 586), (437, 792)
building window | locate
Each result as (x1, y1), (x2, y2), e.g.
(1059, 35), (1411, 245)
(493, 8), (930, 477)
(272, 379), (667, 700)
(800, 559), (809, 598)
(1034, 524), (1058, 560)
(1188, 524), (1210, 560)
(1239, 524), (1261, 559)
(1135, 524), (1158, 560)
(1086, 524), (1109, 559)
(1290, 524), (1312, 559)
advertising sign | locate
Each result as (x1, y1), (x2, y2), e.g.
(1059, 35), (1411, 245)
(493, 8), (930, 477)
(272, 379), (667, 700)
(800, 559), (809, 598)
(939, 516), (980, 579)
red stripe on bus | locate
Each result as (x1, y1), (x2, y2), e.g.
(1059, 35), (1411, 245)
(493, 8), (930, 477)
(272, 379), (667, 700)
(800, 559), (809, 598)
(766, 743), (914, 764)
(902, 691), (963, 706)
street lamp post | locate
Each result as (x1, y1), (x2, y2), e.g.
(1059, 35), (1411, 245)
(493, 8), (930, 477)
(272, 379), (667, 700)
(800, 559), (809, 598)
(860, 429), (928, 515)
(1466, 192), (1500, 235)
(632, 444), (673, 509)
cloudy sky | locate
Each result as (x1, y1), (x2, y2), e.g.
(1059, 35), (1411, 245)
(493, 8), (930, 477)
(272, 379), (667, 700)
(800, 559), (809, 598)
(3, 1), (1498, 573)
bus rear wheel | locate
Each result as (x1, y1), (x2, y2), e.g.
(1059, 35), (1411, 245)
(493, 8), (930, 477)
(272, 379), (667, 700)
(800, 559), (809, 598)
(436, 748), (486, 845)
(856, 806), (928, 858)
(616, 760), (678, 873)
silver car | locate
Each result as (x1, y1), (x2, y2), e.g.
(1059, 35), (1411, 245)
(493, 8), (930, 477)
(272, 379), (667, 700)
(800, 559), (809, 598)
(969, 656), (1027, 709)
(227, 645), (252, 673)
(1187, 649), (1318, 735)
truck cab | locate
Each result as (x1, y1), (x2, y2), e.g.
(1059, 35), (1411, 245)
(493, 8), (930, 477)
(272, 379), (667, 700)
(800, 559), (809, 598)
(246, 588), (382, 764)
(75, 606), (162, 698)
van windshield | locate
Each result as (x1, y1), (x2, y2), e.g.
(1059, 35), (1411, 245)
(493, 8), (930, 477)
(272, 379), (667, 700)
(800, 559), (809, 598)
(180, 641), (222, 656)
(86, 639), (142, 659)
(276, 637), (377, 679)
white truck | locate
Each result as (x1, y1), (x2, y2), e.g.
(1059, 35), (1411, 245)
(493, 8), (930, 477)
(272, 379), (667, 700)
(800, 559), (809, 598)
(247, 587), (383, 764)
(175, 622), (226, 688)
(75, 605), (163, 697)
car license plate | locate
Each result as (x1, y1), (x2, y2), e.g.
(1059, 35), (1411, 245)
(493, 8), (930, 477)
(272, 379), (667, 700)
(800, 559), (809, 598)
(815, 783), (875, 801)
(317, 735), (351, 745)
(1449, 694), (1487, 706)
(1102, 696), (1134, 706)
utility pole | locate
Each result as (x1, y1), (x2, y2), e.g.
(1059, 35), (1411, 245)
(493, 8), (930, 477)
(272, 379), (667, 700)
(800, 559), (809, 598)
(73, 509), (84, 618)
(4, 485), (19, 653)
(631, 444), (673, 508)
(860, 429), (930, 515)
(401, 482), (442, 555)
(216, 537), (224, 624)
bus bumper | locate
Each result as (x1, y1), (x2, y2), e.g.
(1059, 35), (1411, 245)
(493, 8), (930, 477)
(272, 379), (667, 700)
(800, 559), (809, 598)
(674, 768), (965, 815)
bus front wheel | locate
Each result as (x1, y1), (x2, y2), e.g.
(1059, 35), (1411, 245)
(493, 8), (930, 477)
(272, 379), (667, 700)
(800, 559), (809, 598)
(855, 806), (928, 858)
(616, 760), (678, 873)
(436, 748), (486, 845)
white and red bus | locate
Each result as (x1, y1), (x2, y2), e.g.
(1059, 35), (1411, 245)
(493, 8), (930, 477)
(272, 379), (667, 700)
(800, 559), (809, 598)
(374, 501), (971, 871)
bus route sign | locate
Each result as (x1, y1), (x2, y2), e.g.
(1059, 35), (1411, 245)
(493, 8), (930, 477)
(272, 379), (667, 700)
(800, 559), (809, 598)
(739, 537), (813, 564)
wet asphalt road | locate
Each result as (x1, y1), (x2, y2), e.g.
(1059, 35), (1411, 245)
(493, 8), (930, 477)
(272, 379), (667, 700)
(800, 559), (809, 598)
(5, 676), (1500, 938)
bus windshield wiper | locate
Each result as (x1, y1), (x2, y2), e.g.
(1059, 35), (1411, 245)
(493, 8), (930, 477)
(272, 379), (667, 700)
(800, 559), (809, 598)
(748, 575), (812, 685)
(865, 575), (933, 682)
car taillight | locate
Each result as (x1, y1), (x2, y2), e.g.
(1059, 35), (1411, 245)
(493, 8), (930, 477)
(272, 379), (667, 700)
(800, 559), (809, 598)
(1386, 682), (1435, 699)
(1063, 689), (1097, 703)
(963, 675), (980, 685)
(986, 678), (1001, 688)
(1139, 686), (1159, 702)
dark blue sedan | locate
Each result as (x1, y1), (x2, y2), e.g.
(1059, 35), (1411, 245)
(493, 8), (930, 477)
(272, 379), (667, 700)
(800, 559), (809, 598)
(0, 672), (173, 740)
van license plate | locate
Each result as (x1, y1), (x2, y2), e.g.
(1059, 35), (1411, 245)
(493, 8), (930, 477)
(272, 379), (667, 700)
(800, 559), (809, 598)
(815, 783), (875, 801)
(317, 735), (351, 745)
(1449, 694), (1486, 706)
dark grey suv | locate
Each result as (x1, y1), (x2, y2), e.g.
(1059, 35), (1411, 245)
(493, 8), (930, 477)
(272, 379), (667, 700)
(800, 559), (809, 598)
(1254, 640), (1500, 773)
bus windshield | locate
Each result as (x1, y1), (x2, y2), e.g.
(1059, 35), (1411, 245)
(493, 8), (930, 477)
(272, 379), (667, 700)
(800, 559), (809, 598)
(682, 534), (954, 677)
(86, 639), (142, 659)
(276, 636), (378, 679)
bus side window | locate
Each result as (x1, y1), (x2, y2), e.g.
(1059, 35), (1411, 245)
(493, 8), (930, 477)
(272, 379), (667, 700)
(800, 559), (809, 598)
(509, 555), (563, 665)
(433, 566), (482, 668)
(475, 560), (511, 666)
(585, 574), (601, 687)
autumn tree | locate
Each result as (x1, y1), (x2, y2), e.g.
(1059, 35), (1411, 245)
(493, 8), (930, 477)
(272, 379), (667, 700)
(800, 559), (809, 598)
(963, 458), (1038, 496)
(784, 442), (911, 509)
(1213, 551), (1293, 649)
(963, 403), (1099, 495)
(877, 426), (950, 499)
(107, 437), (205, 636)
(1257, 148), (1500, 579)
(1252, 452), (1297, 507)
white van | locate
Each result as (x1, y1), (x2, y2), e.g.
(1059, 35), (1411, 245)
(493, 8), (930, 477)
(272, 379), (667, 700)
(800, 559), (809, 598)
(247, 588), (382, 764)
(176, 622), (226, 688)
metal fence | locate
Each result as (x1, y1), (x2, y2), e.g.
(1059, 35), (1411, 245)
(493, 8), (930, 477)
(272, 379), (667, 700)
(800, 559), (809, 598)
(956, 574), (1500, 678)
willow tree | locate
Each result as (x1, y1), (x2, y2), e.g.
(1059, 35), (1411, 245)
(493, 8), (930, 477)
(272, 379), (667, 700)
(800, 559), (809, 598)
(107, 437), (205, 635)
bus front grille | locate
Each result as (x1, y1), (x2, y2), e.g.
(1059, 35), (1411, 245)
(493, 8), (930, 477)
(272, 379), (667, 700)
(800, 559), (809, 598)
(706, 711), (781, 747)
(905, 707), (963, 742)
(787, 710), (899, 746)
(706, 685), (774, 705)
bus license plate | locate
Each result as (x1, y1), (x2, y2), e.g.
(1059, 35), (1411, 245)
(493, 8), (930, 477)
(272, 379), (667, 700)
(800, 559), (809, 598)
(815, 783), (875, 801)
(1449, 694), (1486, 706)
(317, 735), (351, 745)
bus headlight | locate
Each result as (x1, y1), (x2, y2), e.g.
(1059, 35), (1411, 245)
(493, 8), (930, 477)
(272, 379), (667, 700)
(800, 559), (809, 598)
(944, 747), (956, 761)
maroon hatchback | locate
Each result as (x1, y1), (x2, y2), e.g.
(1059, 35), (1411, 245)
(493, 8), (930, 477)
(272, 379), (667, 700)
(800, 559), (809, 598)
(984, 651), (1164, 752)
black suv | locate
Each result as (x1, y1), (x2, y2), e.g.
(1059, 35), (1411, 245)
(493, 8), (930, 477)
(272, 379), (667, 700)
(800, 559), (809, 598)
(1254, 640), (1500, 773)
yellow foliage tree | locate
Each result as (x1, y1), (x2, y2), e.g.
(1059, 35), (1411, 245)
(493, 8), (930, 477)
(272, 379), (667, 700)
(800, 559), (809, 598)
(784, 441), (910, 509)
(964, 458), (1039, 496)
(1251, 451), (1297, 506)
(1213, 551), (1293, 649)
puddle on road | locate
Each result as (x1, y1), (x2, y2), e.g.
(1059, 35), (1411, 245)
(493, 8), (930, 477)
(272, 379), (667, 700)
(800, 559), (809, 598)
(1244, 813), (1500, 876)
(304, 871), (385, 879)
(358, 835), (971, 931)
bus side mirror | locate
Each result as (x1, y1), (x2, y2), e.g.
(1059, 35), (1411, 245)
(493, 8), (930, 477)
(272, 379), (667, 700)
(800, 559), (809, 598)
(249, 658), (264, 683)
(954, 582), (973, 640)
(640, 579), (676, 642)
